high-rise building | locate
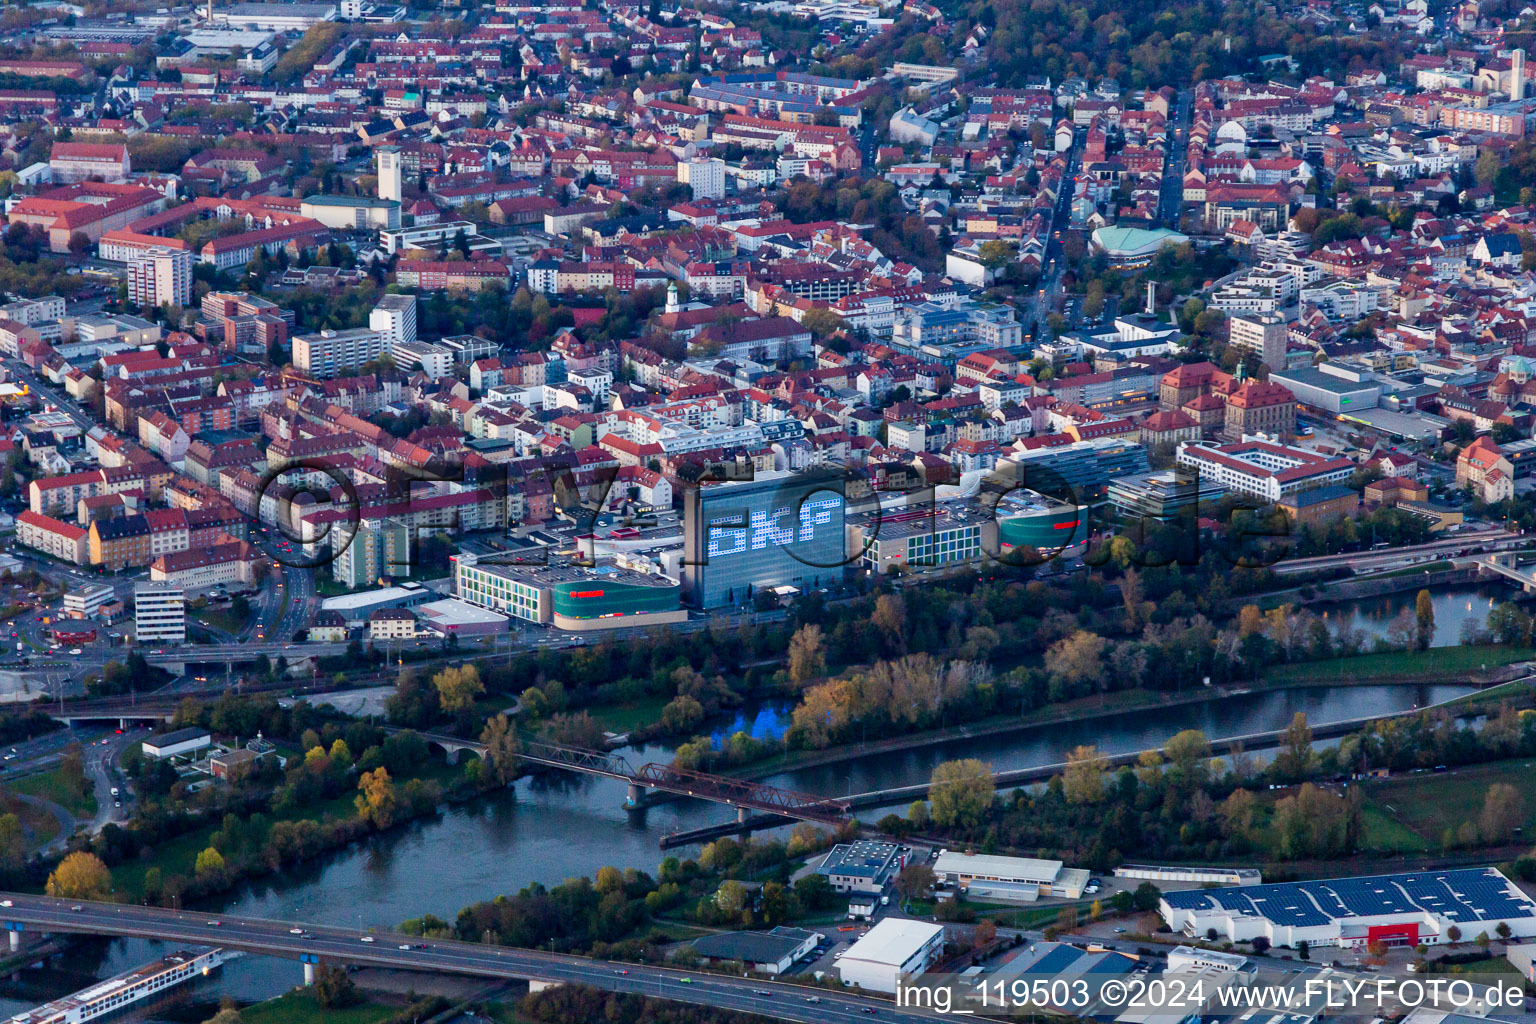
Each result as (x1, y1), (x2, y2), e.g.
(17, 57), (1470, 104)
(134, 583), (186, 644)
(377, 145), (403, 204)
(1227, 313), (1287, 371)
(369, 293), (417, 351)
(127, 248), (193, 310)
(681, 469), (847, 609)
(678, 157), (726, 200)
(293, 327), (388, 378)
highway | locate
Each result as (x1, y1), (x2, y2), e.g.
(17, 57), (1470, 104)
(1269, 528), (1519, 576)
(0, 894), (946, 1024)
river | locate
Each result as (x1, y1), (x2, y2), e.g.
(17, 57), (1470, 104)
(0, 585), (1510, 1017)
(1310, 583), (1511, 648)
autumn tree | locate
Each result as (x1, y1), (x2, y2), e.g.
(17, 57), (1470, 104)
(894, 862), (937, 900)
(46, 851), (111, 899)
(1479, 782), (1524, 843)
(1273, 712), (1314, 780)
(194, 847), (226, 879)
(1415, 589), (1435, 651)
(1062, 745), (1108, 804)
(355, 767), (398, 829)
(433, 664), (484, 713)
(872, 593), (907, 653)
(928, 758), (994, 829)
(479, 714), (521, 787)
(787, 624), (826, 687)
(1043, 630), (1106, 698)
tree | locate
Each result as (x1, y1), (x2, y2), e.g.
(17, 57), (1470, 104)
(432, 664), (483, 713)
(479, 714), (521, 786)
(714, 879), (747, 919)
(872, 594), (907, 652)
(1415, 589), (1435, 651)
(46, 851), (111, 899)
(1062, 744), (1107, 804)
(313, 965), (359, 1008)
(1044, 630), (1105, 698)
(0, 813), (23, 875)
(787, 624), (826, 687)
(1479, 782), (1523, 843)
(893, 862), (937, 900)
(928, 758), (994, 829)
(194, 847), (226, 878)
(1476, 149), (1502, 188)
(1251, 935), (1271, 954)
(355, 767), (398, 829)
(1447, 924), (1462, 944)
(1296, 939), (1309, 960)
(800, 308), (846, 338)
(1274, 712), (1314, 780)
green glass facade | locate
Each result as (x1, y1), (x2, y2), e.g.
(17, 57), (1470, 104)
(996, 505), (1086, 551)
(550, 579), (681, 620)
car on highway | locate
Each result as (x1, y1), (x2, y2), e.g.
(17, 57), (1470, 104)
(398, 943), (411, 950)
(70, 905), (81, 911)
(679, 977), (691, 984)
(360, 936), (374, 943)
(208, 920), (220, 927)
(289, 927), (304, 935)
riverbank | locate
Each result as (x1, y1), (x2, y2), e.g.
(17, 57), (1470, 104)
(716, 652), (1518, 784)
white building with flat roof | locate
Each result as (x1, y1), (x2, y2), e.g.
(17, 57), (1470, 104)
(836, 918), (945, 993)
(133, 582), (185, 643)
(933, 851), (1089, 901)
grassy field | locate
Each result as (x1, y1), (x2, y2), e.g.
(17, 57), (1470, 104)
(1262, 645), (1532, 685)
(242, 991), (398, 1024)
(7, 766), (96, 818)
(1356, 758), (1536, 852)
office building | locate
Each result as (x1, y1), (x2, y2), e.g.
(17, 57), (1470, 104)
(1175, 439), (1354, 504)
(681, 469), (847, 608)
(299, 195), (401, 231)
(817, 841), (909, 894)
(141, 727), (211, 759)
(127, 247), (193, 309)
(454, 553), (685, 631)
(133, 582), (186, 644)
(63, 583), (116, 619)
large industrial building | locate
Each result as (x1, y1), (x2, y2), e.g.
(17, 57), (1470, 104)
(1160, 867), (1536, 949)
(682, 470), (847, 608)
(454, 552), (685, 631)
(836, 918), (946, 993)
(933, 851), (1090, 902)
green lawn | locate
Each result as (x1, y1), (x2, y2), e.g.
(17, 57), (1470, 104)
(6, 766), (96, 818)
(1358, 758), (1536, 849)
(191, 606), (245, 635)
(1263, 645), (1532, 685)
(242, 991), (397, 1024)
(1357, 805), (1429, 854)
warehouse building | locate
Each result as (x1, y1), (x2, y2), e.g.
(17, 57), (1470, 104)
(836, 918), (946, 993)
(1160, 867), (1536, 949)
(142, 727), (211, 760)
(690, 927), (823, 974)
(934, 851), (1090, 901)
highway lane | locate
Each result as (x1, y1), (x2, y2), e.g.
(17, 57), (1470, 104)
(0, 894), (947, 1024)
(1269, 528), (1517, 576)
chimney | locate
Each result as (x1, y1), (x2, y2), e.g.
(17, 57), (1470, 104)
(1145, 280), (1156, 316)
